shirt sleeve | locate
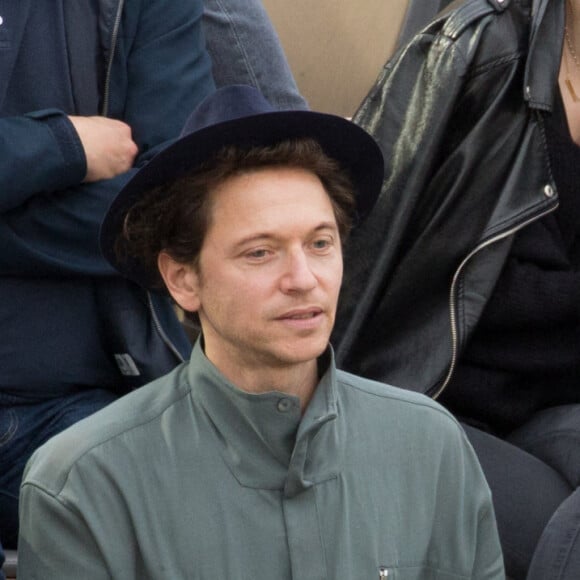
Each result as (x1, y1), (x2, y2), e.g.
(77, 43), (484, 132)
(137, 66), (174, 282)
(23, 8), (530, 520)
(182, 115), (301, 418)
(456, 429), (506, 580)
(473, 504), (506, 580)
(0, 0), (215, 277)
(18, 483), (110, 580)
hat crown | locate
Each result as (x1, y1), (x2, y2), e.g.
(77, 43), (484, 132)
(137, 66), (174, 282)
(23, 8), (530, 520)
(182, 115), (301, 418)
(180, 85), (276, 137)
(101, 84), (384, 289)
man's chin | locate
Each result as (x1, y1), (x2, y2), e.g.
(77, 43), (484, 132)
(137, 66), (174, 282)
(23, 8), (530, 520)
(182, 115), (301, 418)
(272, 336), (330, 365)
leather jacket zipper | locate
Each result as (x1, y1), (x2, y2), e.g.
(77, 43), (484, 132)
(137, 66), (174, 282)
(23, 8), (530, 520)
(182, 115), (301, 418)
(432, 202), (558, 400)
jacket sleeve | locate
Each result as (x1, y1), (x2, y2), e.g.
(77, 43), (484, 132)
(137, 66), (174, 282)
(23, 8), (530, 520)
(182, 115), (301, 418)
(460, 432), (505, 580)
(18, 484), (110, 580)
(473, 506), (506, 580)
(0, 0), (215, 277)
(0, 111), (86, 212)
(444, 420), (505, 579)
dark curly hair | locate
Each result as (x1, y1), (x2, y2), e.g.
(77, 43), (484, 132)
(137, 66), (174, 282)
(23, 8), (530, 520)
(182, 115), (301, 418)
(117, 137), (355, 291)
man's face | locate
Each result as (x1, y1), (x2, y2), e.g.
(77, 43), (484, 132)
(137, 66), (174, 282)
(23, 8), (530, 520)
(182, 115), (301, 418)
(184, 166), (343, 377)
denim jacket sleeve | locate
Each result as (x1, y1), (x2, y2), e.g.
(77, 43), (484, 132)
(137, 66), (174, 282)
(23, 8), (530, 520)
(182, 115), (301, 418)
(0, 110), (86, 212)
(0, 0), (215, 277)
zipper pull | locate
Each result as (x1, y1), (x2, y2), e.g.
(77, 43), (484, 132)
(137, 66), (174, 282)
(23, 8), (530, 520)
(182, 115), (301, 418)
(379, 566), (389, 578)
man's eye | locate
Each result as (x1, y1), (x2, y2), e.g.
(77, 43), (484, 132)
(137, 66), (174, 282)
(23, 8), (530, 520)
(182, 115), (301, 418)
(246, 249), (269, 259)
(312, 238), (332, 250)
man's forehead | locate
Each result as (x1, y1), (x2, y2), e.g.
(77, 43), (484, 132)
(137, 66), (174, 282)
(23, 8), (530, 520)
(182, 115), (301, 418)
(203, 167), (338, 245)
(208, 166), (334, 213)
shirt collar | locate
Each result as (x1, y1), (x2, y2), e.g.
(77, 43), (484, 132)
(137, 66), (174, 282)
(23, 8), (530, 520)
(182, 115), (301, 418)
(188, 340), (340, 496)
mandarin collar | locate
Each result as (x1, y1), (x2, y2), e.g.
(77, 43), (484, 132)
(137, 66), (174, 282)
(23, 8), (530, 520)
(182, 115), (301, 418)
(188, 340), (340, 497)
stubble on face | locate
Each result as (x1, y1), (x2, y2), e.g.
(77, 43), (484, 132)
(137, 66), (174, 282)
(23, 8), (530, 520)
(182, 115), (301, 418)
(193, 166), (344, 397)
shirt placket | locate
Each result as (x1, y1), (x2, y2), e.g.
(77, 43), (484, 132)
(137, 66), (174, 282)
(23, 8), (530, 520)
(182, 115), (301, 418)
(283, 486), (327, 579)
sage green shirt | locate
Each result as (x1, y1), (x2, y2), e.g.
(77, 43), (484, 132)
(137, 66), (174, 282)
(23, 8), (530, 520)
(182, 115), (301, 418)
(19, 342), (504, 579)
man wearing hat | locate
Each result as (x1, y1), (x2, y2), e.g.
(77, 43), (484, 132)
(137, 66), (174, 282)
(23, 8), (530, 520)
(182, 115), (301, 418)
(17, 86), (504, 580)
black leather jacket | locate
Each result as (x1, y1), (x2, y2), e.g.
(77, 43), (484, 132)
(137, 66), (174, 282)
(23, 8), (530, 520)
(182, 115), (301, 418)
(333, 0), (563, 399)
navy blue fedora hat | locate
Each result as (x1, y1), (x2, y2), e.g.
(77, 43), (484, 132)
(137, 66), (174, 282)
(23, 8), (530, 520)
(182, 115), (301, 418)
(100, 84), (384, 287)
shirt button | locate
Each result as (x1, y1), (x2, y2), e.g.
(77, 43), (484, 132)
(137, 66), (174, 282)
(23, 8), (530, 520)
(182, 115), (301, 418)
(0, 16), (4, 26)
(277, 398), (293, 413)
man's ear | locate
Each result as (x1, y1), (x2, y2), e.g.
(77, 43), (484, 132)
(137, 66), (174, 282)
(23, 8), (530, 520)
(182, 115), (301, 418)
(157, 251), (201, 313)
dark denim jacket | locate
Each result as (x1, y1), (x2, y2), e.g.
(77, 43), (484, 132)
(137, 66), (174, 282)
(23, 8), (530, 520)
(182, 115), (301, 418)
(0, 0), (214, 390)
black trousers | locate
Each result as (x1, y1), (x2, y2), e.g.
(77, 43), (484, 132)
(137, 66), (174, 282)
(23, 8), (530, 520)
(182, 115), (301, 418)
(463, 404), (580, 580)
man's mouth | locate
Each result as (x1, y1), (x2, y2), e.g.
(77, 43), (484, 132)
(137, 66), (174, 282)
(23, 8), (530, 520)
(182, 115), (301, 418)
(278, 308), (323, 321)
(287, 312), (317, 320)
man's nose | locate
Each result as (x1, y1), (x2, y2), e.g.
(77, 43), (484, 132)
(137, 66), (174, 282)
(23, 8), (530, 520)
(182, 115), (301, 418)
(280, 249), (317, 293)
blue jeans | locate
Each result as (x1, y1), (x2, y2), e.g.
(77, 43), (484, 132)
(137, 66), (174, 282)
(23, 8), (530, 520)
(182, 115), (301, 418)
(0, 390), (119, 549)
(462, 404), (580, 580)
(202, 0), (308, 110)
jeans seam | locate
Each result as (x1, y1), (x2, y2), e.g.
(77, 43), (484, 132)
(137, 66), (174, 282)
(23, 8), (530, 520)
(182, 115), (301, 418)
(214, 0), (260, 88)
(552, 508), (580, 580)
(518, 430), (580, 447)
(0, 410), (17, 447)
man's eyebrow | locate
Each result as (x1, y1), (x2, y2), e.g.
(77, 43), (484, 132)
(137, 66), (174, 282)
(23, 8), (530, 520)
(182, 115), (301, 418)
(233, 222), (339, 249)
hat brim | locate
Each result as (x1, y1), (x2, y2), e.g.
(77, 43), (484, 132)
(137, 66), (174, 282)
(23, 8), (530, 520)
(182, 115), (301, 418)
(100, 109), (384, 288)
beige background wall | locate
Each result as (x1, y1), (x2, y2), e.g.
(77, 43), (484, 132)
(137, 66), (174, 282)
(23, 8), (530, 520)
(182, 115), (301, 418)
(262, 0), (409, 117)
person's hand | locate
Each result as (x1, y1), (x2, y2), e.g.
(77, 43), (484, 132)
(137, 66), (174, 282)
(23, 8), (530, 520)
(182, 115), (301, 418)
(68, 116), (139, 182)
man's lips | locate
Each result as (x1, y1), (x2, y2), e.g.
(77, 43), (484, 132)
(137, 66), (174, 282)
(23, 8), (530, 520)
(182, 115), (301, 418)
(276, 307), (323, 321)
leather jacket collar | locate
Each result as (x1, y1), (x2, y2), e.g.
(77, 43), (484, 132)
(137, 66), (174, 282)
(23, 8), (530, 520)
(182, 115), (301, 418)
(525, 0), (564, 109)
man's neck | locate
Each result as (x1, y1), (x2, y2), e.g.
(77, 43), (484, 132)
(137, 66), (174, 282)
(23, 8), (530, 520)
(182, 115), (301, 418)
(561, 0), (580, 131)
(208, 351), (320, 412)
(567, 0), (580, 46)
